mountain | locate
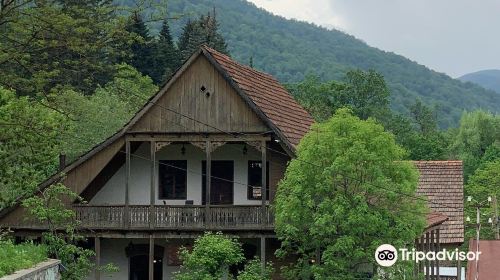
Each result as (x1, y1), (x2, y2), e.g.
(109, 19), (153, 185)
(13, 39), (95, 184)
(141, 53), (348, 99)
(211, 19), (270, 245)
(459, 70), (500, 94)
(117, 0), (500, 127)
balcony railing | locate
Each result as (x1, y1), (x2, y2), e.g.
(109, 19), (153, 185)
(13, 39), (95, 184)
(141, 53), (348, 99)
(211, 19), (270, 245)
(10, 205), (274, 231)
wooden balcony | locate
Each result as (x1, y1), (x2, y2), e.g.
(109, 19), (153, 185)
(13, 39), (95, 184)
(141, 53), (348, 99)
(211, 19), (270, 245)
(10, 205), (274, 231)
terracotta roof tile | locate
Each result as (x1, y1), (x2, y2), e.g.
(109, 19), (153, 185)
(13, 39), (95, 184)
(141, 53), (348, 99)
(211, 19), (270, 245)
(202, 46), (314, 149)
(415, 161), (464, 244)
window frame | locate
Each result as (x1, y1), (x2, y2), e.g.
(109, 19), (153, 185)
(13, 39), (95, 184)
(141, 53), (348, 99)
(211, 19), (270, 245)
(158, 160), (188, 200)
(247, 160), (270, 200)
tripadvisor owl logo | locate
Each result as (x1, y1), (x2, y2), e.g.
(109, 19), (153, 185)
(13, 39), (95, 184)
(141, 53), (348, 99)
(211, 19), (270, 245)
(374, 243), (482, 267)
(375, 244), (398, 267)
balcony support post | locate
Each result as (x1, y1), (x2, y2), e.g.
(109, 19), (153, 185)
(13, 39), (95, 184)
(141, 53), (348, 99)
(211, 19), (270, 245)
(205, 140), (211, 227)
(125, 140), (131, 228)
(95, 235), (101, 280)
(149, 234), (154, 280)
(261, 140), (267, 226)
(150, 141), (156, 228)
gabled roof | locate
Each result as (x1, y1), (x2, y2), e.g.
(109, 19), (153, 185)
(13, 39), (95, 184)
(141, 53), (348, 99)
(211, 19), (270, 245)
(415, 161), (464, 244)
(202, 46), (314, 148)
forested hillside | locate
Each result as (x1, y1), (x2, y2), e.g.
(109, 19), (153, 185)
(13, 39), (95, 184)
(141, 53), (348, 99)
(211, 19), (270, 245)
(460, 70), (500, 94)
(116, 0), (500, 127)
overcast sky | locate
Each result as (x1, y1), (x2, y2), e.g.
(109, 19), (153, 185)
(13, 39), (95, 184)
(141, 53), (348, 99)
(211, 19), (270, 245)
(248, 0), (500, 78)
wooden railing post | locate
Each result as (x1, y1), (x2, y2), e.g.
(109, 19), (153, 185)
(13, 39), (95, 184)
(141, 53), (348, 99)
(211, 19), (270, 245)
(125, 140), (131, 228)
(261, 140), (267, 227)
(150, 140), (156, 229)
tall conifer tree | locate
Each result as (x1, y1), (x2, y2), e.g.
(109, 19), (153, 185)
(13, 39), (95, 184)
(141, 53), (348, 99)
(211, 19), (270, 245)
(151, 20), (181, 84)
(124, 12), (155, 80)
(178, 11), (229, 61)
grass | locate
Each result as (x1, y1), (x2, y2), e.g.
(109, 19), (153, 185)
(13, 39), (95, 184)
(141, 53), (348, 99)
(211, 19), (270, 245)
(0, 240), (48, 277)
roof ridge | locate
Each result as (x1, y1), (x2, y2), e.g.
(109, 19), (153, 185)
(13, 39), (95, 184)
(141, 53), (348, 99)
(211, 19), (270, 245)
(201, 45), (278, 81)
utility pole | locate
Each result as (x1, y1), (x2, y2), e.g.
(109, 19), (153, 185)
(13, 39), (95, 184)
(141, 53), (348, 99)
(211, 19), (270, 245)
(467, 196), (492, 280)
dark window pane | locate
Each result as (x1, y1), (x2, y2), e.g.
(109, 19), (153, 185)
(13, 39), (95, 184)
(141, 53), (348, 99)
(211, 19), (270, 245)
(159, 160), (187, 199)
(247, 161), (269, 200)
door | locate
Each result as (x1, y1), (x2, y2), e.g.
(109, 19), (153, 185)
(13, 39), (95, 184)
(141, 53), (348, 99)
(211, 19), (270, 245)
(202, 161), (234, 205)
(129, 255), (162, 280)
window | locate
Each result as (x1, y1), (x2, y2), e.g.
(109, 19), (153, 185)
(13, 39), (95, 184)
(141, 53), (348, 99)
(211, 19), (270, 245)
(247, 161), (269, 200)
(159, 160), (187, 199)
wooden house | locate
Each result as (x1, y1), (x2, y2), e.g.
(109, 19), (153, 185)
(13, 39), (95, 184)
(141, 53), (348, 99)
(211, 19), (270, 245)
(0, 47), (463, 280)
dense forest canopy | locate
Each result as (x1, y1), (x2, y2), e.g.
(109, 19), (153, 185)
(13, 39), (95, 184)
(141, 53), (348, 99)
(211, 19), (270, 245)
(115, 0), (500, 128)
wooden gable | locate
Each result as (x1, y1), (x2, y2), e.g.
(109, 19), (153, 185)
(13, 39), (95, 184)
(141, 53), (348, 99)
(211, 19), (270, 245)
(130, 55), (268, 134)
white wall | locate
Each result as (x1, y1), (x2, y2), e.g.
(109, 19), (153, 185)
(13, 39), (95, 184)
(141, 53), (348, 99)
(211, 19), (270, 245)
(88, 238), (182, 280)
(88, 237), (264, 280)
(90, 143), (265, 206)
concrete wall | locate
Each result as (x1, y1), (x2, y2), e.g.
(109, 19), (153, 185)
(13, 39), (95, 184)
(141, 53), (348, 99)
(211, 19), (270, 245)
(0, 259), (60, 280)
(90, 143), (265, 206)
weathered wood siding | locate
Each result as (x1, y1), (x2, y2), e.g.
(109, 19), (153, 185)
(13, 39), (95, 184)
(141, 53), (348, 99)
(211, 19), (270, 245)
(130, 55), (268, 133)
(268, 144), (290, 202)
(0, 137), (124, 225)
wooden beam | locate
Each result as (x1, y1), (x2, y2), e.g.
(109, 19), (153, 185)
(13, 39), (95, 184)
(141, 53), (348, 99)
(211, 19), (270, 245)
(126, 134), (271, 143)
(205, 140), (211, 227)
(149, 235), (154, 280)
(125, 140), (130, 228)
(150, 141), (156, 229)
(95, 236), (101, 280)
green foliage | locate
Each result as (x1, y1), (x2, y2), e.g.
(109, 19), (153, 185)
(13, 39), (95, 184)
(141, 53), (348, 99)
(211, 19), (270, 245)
(450, 111), (500, 180)
(0, 0), (133, 95)
(151, 20), (181, 84)
(464, 160), (500, 240)
(288, 70), (389, 122)
(410, 99), (438, 135)
(174, 232), (244, 280)
(0, 87), (68, 207)
(0, 240), (47, 277)
(22, 184), (117, 280)
(178, 12), (229, 61)
(123, 12), (157, 82)
(275, 108), (427, 279)
(236, 258), (273, 280)
(55, 64), (158, 159)
(114, 0), (500, 127)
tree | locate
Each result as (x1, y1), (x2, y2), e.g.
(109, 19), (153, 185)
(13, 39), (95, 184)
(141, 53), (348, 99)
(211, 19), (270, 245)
(0, 0), (133, 96)
(288, 70), (390, 123)
(178, 12), (229, 61)
(151, 20), (181, 84)
(55, 64), (158, 159)
(464, 160), (500, 240)
(0, 87), (68, 207)
(342, 70), (390, 120)
(174, 232), (244, 280)
(174, 232), (272, 280)
(450, 110), (500, 180)
(124, 12), (156, 80)
(22, 184), (117, 279)
(275, 108), (426, 279)
(409, 99), (438, 135)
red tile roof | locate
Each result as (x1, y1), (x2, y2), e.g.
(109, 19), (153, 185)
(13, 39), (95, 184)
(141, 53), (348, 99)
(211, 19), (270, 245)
(415, 161), (464, 244)
(467, 239), (500, 280)
(425, 212), (448, 230)
(202, 46), (314, 150)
